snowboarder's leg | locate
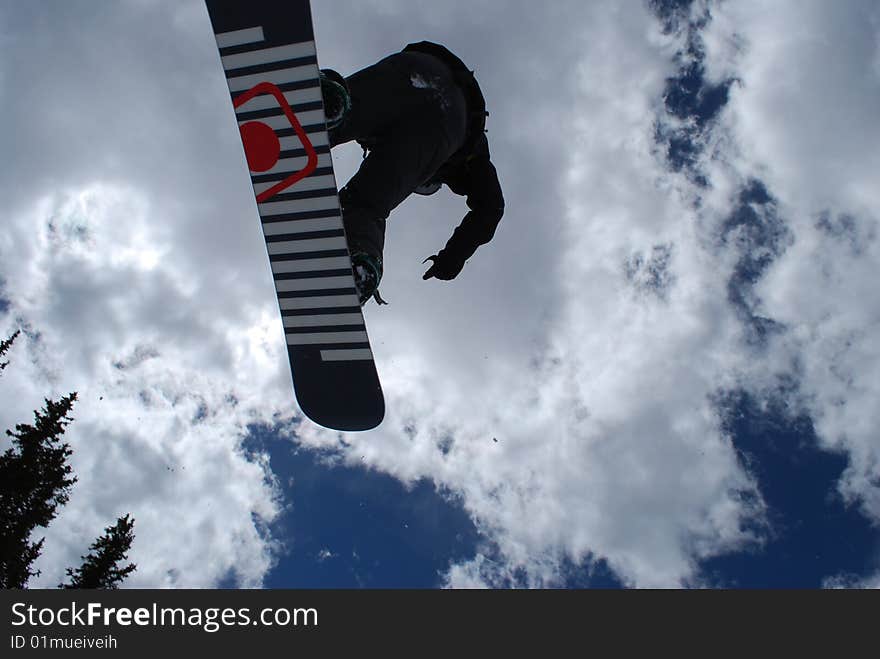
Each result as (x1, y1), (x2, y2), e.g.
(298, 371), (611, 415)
(340, 111), (465, 304)
(330, 51), (468, 303)
(340, 105), (466, 259)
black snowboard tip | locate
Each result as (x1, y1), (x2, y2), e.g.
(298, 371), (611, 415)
(290, 351), (385, 432)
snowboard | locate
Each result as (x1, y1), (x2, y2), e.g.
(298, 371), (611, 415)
(205, 0), (384, 431)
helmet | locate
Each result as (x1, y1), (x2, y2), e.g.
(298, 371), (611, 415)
(319, 69), (351, 130)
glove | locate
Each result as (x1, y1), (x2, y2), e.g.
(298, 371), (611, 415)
(422, 252), (465, 280)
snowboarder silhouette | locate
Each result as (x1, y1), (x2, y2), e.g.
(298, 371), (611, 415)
(320, 41), (505, 305)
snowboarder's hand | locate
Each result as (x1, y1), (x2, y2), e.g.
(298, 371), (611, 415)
(422, 253), (464, 280)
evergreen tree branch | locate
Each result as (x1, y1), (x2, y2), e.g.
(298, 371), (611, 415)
(0, 330), (20, 372)
(0, 393), (78, 588)
(61, 515), (136, 589)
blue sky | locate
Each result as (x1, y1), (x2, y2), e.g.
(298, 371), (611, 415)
(247, 394), (879, 588)
(248, 422), (627, 588)
(1, 0), (878, 588)
(700, 391), (878, 588)
(246, 423), (483, 588)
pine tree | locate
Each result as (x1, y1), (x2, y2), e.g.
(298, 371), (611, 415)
(61, 514), (136, 589)
(1, 332), (137, 589)
(0, 392), (79, 588)
(0, 329), (20, 372)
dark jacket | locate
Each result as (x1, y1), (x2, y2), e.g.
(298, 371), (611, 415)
(403, 42), (505, 271)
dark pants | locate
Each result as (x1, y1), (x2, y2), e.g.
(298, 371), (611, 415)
(330, 51), (468, 260)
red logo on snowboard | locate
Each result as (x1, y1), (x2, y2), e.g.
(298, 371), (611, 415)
(234, 82), (318, 203)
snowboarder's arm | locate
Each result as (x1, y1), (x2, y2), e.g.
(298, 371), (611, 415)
(424, 155), (504, 280)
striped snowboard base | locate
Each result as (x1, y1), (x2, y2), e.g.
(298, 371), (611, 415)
(206, 0), (384, 431)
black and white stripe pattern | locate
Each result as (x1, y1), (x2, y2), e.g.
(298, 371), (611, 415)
(214, 25), (373, 364)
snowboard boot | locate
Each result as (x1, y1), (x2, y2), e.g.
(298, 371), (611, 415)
(351, 251), (387, 306)
(319, 69), (351, 131)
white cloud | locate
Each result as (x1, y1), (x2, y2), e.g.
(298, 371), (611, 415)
(2, 0), (876, 589)
(297, 0), (769, 588)
(708, 0), (880, 216)
(702, 0), (880, 523)
(823, 571), (880, 589)
(319, 0), (878, 587)
(0, 0), (303, 586)
(1, 185), (288, 588)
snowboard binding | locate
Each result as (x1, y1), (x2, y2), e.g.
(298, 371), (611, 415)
(319, 69), (351, 131)
(351, 251), (387, 306)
